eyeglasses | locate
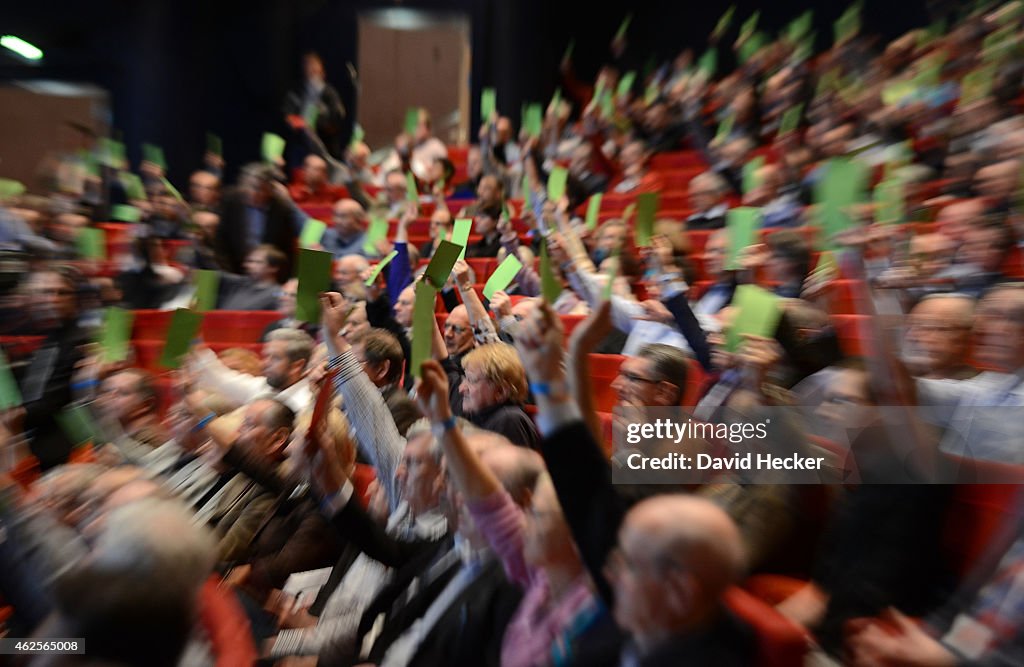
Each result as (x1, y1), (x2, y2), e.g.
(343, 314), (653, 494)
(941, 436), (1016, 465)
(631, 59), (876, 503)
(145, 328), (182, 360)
(618, 371), (660, 385)
(444, 322), (468, 335)
(606, 546), (679, 577)
(30, 288), (75, 297)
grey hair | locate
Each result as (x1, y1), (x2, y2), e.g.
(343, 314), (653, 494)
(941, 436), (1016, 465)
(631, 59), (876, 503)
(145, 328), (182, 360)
(405, 416), (482, 463)
(266, 328), (315, 366)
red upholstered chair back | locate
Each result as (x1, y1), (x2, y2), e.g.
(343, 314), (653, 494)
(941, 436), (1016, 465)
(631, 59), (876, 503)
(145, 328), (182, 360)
(723, 587), (809, 667)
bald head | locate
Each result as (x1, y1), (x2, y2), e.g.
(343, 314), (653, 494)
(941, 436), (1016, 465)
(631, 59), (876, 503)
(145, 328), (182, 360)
(975, 160), (1020, 202)
(443, 305), (474, 356)
(937, 198), (986, 241)
(303, 155), (329, 189)
(332, 198), (366, 237)
(334, 253), (370, 286)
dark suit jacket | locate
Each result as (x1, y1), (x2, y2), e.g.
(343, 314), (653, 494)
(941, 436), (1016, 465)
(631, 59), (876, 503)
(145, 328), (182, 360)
(215, 188), (298, 276)
(20, 320), (88, 469)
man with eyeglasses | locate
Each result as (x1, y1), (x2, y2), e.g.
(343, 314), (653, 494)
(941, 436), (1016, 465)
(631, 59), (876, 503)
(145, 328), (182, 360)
(322, 198), (377, 259)
(904, 294), (978, 381)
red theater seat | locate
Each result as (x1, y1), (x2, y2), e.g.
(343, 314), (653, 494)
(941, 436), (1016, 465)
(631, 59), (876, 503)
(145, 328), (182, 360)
(724, 587), (809, 667)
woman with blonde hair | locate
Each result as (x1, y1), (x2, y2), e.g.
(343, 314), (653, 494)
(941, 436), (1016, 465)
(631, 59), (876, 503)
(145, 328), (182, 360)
(460, 343), (540, 448)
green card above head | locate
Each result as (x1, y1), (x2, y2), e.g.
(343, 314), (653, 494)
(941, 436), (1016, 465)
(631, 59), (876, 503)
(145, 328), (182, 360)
(960, 66), (995, 106)
(742, 156), (766, 196)
(98, 306), (134, 364)
(615, 13), (633, 41)
(715, 113), (735, 144)
(193, 269), (220, 313)
(833, 2), (862, 46)
(873, 178), (905, 225)
(99, 138), (126, 169)
(76, 227), (107, 260)
(119, 172), (146, 201)
(738, 31), (767, 64)
(111, 204), (141, 223)
(521, 178), (533, 210)
(410, 281), (437, 378)
(725, 207), (762, 270)
(602, 245), (622, 301)
(404, 107), (420, 136)
(423, 240), (463, 289)
(585, 193), (603, 230)
(787, 10), (813, 43)
(698, 48), (718, 78)
(57, 405), (100, 447)
(540, 239), (563, 304)
(644, 82), (660, 106)
(778, 103), (803, 136)
(0, 346), (22, 410)
(0, 178), (26, 199)
(262, 133), (286, 163)
(617, 71), (637, 99)
(811, 250), (839, 280)
(524, 104), (543, 138)
(726, 285), (783, 353)
(206, 132), (222, 156)
(405, 172), (419, 203)
(634, 192), (659, 248)
(712, 5), (737, 41)
(547, 167), (569, 203)
(480, 88), (497, 121)
(142, 143), (166, 169)
(814, 158), (869, 248)
(365, 250), (399, 287)
(483, 255), (523, 299)
(738, 10), (760, 44)
(452, 218), (473, 260)
(160, 176), (186, 205)
(295, 249), (333, 324)
(300, 219), (327, 248)
(363, 216), (390, 256)
(159, 308), (204, 370)
(563, 39), (575, 63)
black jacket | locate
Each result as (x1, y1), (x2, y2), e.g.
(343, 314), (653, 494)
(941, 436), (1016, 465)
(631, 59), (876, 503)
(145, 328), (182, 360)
(215, 188), (298, 277)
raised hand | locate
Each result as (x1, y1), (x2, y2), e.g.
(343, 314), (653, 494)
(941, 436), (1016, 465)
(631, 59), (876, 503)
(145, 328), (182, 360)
(413, 359), (453, 423)
(319, 292), (352, 347)
(636, 299), (673, 325)
(513, 299), (566, 387)
(489, 290), (512, 319)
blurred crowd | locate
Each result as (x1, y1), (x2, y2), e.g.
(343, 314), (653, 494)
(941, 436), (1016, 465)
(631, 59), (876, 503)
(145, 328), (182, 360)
(3, 2), (1024, 666)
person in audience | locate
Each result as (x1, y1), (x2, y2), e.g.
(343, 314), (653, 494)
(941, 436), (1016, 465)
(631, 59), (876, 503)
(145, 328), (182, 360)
(339, 300), (370, 346)
(289, 154), (341, 205)
(465, 205), (503, 258)
(420, 207), (454, 260)
(904, 293), (979, 380)
(94, 368), (166, 454)
(190, 327), (314, 414)
(351, 328), (421, 436)
(283, 51), (348, 160)
(744, 163), (803, 228)
(685, 171), (730, 230)
(460, 174), (507, 218)
(955, 217), (1014, 297)
(459, 343), (540, 448)
(322, 198), (374, 259)
(261, 277), (319, 340)
(568, 142), (609, 199)
(216, 162), (302, 276)
(218, 347), (263, 376)
(380, 107), (449, 182)
(217, 244), (288, 311)
(189, 169), (221, 212)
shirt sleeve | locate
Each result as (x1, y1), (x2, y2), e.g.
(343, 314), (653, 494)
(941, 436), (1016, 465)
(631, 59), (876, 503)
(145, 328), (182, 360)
(466, 491), (532, 588)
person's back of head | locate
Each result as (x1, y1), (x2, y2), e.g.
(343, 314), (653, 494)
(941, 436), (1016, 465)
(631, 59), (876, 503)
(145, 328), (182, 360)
(51, 498), (215, 667)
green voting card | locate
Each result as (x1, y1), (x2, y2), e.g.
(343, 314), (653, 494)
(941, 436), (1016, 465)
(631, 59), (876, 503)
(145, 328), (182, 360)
(742, 156), (766, 195)
(585, 193), (603, 231)
(406, 172), (418, 203)
(76, 227), (106, 260)
(712, 5), (736, 41)
(562, 39), (575, 63)
(111, 204), (141, 223)
(142, 143), (166, 169)
(410, 281), (436, 378)
(547, 167), (569, 203)
(726, 285), (782, 353)
(423, 240), (463, 289)
(99, 138), (126, 169)
(634, 192), (659, 248)
(0, 347), (22, 410)
(159, 308), (204, 369)
(698, 48), (718, 78)
(617, 71), (637, 99)
(540, 239), (562, 304)
(737, 10), (760, 44)
(295, 249), (333, 324)
(262, 133), (286, 163)
(161, 176), (186, 205)
(452, 218), (473, 260)
(98, 307), (133, 363)
(614, 14), (633, 41)
(404, 107), (419, 136)
(873, 178), (905, 225)
(193, 270), (220, 313)
(725, 207), (762, 270)
(57, 405), (100, 447)
(206, 132), (222, 156)
(521, 178), (533, 211)
(523, 104), (543, 138)
(738, 31), (767, 64)
(602, 245), (622, 301)
(363, 216), (389, 256)
(834, 2), (862, 45)
(787, 10), (813, 43)
(778, 104), (803, 136)
(0, 179), (25, 199)
(480, 88), (497, 121)
(814, 158), (868, 247)
(300, 219), (327, 248)
(715, 113), (735, 144)
(483, 255), (523, 299)
(119, 172), (146, 201)
(365, 250), (399, 287)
